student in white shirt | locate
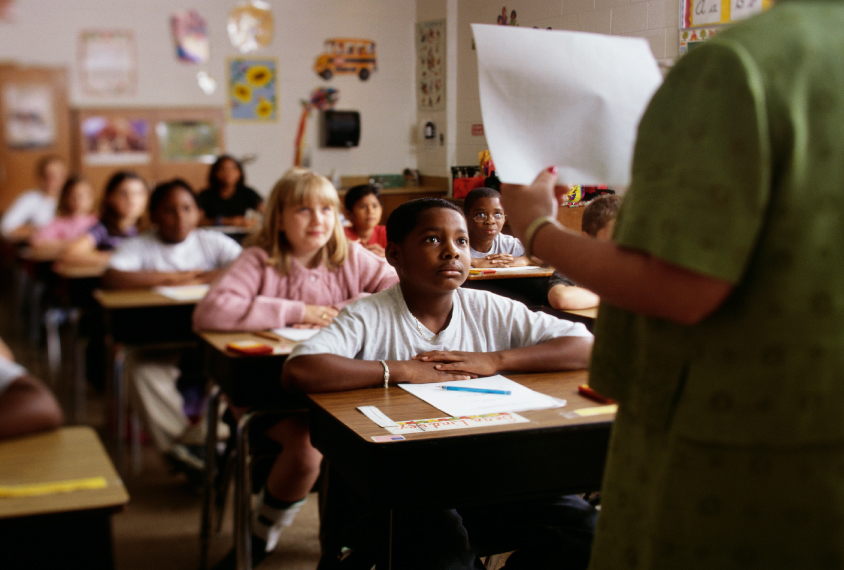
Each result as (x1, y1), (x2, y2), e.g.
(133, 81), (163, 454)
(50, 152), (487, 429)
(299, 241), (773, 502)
(0, 155), (67, 241)
(103, 179), (241, 473)
(283, 198), (596, 570)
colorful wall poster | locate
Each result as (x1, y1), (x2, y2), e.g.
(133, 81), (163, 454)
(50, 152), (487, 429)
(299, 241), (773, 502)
(416, 20), (445, 111)
(228, 58), (277, 121)
(678, 26), (724, 54)
(681, 0), (773, 29)
(2, 84), (55, 148)
(156, 120), (220, 162)
(79, 30), (137, 96)
(171, 9), (209, 63)
(81, 116), (149, 165)
(228, 0), (273, 53)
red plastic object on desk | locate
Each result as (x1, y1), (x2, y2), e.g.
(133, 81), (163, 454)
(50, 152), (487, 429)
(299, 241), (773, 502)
(577, 384), (616, 404)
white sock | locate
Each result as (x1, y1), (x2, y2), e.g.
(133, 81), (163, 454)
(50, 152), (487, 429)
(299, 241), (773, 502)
(252, 489), (307, 552)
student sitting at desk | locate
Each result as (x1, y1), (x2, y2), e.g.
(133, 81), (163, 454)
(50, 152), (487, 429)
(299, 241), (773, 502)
(29, 175), (98, 255)
(0, 155), (67, 242)
(0, 337), (63, 439)
(59, 171), (148, 269)
(343, 183), (387, 257)
(193, 167), (397, 569)
(464, 187), (530, 268)
(103, 179), (242, 472)
(282, 198), (596, 570)
(546, 194), (620, 311)
(198, 154), (264, 228)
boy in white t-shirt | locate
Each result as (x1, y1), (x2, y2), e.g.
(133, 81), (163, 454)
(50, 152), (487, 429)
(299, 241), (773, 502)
(103, 179), (242, 474)
(283, 198), (596, 570)
(464, 187), (531, 268)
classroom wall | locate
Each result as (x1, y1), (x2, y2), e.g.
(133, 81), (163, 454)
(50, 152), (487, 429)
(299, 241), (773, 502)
(453, 0), (681, 171)
(0, 0), (419, 195)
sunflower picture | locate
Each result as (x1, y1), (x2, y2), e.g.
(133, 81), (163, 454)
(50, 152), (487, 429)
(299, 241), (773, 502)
(229, 58), (277, 121)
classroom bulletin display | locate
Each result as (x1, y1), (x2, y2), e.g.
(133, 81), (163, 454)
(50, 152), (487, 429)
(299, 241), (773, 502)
(679, 0), (773, 54)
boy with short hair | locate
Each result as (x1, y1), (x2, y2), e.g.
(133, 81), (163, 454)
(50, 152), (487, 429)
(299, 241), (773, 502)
(282, 198), (596, 569)
(547, 194), (620, 311)
(463, 187), (531, 268)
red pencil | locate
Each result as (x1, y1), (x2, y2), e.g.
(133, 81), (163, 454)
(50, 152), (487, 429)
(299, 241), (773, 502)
(578, 384), (615, 404)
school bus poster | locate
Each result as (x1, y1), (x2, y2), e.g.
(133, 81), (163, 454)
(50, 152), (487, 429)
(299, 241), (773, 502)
(313, 38), (377, 81)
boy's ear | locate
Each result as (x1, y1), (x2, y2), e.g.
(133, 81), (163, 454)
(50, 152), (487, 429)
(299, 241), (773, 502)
(385, 242), (401, 269)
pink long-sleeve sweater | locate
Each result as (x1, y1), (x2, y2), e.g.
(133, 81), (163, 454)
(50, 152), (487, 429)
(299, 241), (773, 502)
(192, 242), (398, 331)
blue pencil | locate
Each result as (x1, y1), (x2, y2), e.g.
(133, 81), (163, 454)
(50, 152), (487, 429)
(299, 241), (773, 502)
(441, 386), (511, 395)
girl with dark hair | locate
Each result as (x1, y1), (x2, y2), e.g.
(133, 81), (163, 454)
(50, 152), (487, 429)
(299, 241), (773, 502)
(197, 155), (264, 228)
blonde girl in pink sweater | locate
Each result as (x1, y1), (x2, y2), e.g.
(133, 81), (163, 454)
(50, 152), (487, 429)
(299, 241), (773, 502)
(193, 167), (397, 569)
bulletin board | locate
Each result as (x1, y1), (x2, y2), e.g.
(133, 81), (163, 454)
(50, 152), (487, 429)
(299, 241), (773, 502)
(72, 106), (224, 200)
(681, 0), (773, 29)
(679, 0), (773, 54)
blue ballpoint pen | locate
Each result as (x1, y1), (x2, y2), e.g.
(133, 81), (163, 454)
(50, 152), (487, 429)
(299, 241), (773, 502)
(441, 386), (511, 395)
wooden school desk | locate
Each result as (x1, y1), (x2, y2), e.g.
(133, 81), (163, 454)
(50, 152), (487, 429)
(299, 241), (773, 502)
(307, 369), (615, 569)
(93, 287), (204, 474)
(0, 426), (129, 569)
(197, 330), (306, 570)
(462, 266), (555, 307)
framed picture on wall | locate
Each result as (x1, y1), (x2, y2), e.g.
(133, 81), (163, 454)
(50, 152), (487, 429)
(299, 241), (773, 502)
(2, 83), (55, 148)
(156, 120), (220, 162)
(228, 58), (277, 121)
(79, 29), (137, 96)
(81, 115), (149, 165)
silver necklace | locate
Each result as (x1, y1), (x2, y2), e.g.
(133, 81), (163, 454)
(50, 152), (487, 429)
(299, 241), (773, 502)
(413, 315), (440, 342)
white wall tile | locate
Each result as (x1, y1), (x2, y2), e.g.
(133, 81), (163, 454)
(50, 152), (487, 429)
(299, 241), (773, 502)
(611, 2), (649, 33)
(579, 8), (613, 34)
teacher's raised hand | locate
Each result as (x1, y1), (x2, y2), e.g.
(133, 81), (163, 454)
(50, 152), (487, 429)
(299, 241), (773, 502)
(500, 166), (568, 242)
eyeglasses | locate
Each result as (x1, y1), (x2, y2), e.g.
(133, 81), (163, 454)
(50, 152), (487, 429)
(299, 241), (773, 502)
(472, 212), (505, 222)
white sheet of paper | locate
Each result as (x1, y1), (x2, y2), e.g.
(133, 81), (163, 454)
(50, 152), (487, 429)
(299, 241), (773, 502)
(153, 284), (210, 301)
(271, 327), (320, 342)
(474, 265), (545, 274)
(472, 24), (663, 186)
(399, 375), (566, 417)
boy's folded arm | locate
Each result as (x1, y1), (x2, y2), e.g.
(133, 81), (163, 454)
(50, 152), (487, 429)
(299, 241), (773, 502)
(478, 336), (593, 374)
(282, 354), (473, 393)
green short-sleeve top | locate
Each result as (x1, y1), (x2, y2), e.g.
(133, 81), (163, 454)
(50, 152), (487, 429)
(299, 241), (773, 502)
(590, 0), (844, 446)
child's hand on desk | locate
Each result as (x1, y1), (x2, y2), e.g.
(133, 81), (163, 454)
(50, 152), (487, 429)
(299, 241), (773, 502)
(302, 304), (339, 328)
(472, 253), (514, 268)
(413, 350), (499, 377)
(390, 359), (473, 384)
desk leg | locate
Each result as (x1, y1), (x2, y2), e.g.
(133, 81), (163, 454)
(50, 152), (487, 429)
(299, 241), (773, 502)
(200, 386), (222, 570)
(68, 308), (86, 423)
(235, 411), (255, 570)
(375, 508), (393, 570)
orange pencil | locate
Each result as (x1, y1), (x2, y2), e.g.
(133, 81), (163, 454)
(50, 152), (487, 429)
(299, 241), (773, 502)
(578, 384), (615, 404)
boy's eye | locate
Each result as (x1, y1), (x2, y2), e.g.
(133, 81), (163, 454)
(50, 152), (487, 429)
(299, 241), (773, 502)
(457, 237), (469, 246)
(472, 212), (505, 222)
(424, 235), (440, 244)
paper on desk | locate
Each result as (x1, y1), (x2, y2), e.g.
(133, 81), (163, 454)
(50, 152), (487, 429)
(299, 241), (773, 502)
(399, 375), (566, 417)
(472, 24), (662, 186)
(470, 265), (545, 275)
(271, 327), (321, 342)
(154, 284), (210, 300)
